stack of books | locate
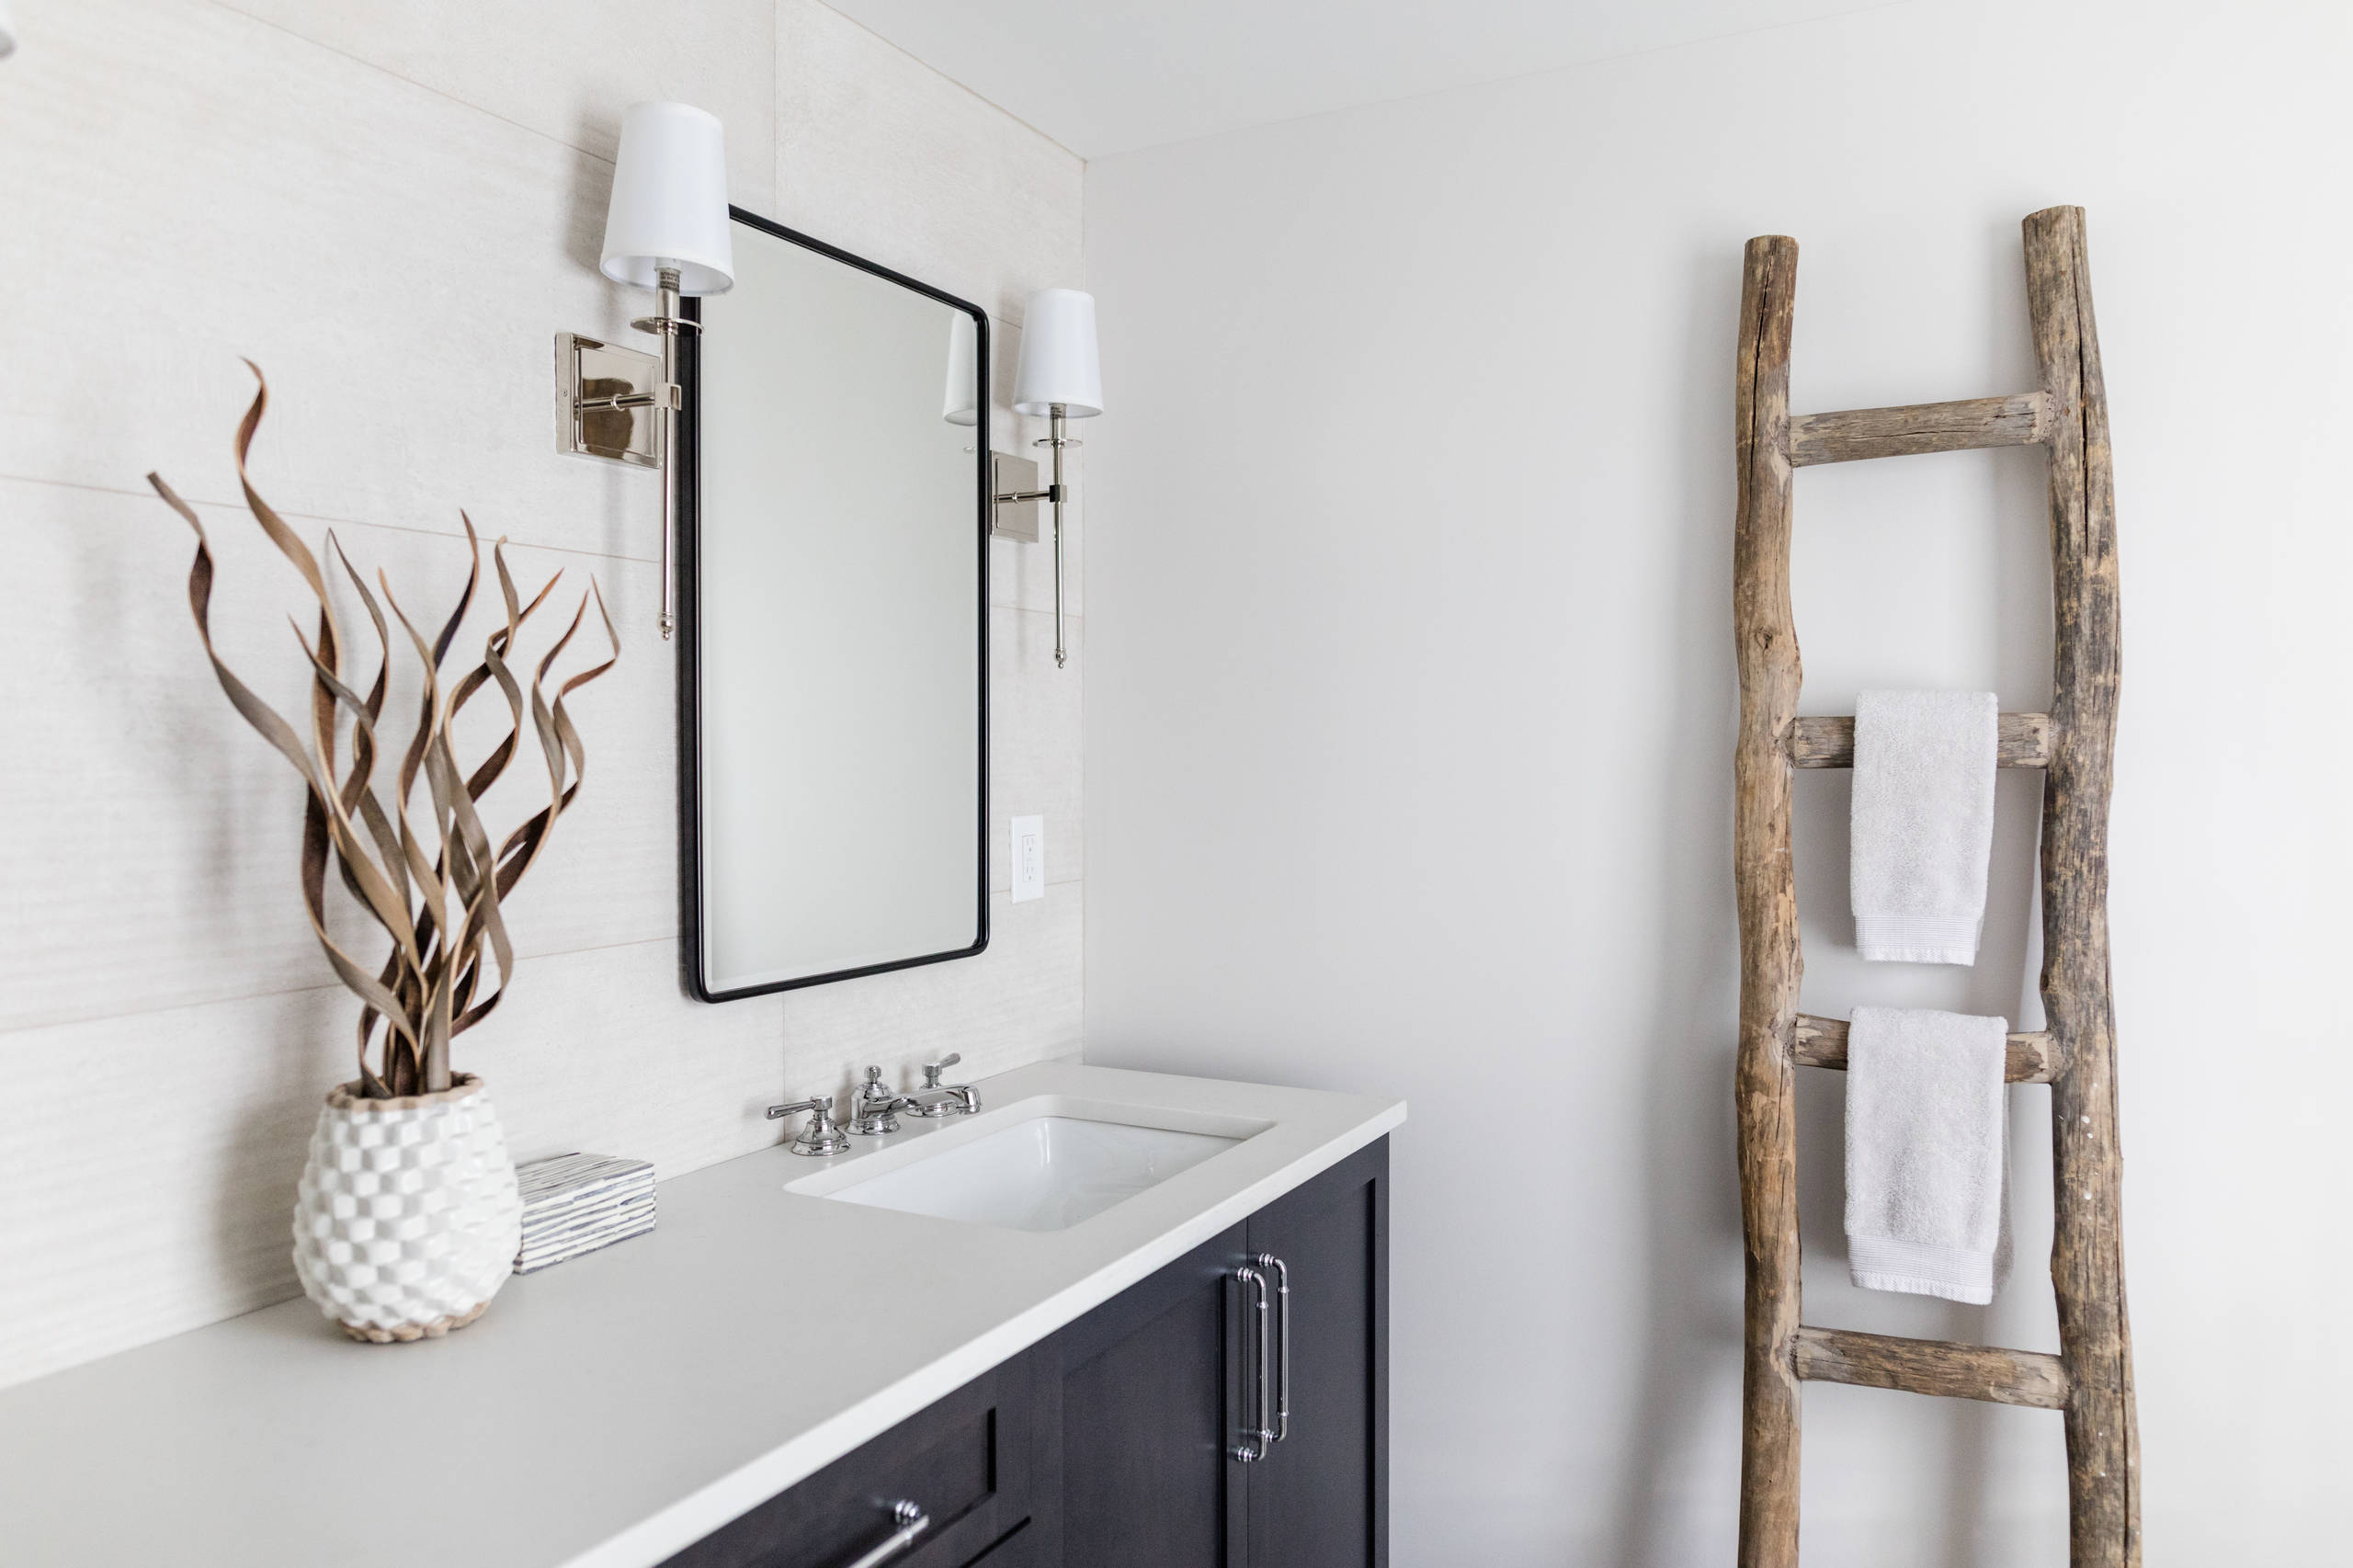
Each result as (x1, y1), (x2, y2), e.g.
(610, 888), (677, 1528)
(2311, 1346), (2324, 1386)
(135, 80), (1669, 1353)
(513, 1153), (656, 1275)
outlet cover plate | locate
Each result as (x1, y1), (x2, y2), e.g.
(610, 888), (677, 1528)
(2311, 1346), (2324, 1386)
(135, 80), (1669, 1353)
(1010, 815), (1044, 902)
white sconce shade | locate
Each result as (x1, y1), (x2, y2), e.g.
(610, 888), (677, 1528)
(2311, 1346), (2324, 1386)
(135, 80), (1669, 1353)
(943, 312), (980, 426)
(0, 4), (17, 59)
(1013, 289), (1102, 417)
(600, 102), (734, 295)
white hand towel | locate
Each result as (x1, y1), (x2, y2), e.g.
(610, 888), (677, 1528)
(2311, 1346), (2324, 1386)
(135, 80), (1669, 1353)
(1845, 1006), (2012, 1304)
(1851, 689), (1997, 964)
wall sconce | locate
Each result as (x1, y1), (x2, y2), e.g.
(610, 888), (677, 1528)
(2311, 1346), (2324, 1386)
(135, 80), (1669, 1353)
(0, 4), (18, 59)
(558, 102), (734, 640)
(1003, 289), (1102, 670)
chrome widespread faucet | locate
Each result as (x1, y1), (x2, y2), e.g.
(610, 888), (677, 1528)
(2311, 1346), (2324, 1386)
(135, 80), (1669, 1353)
(849, 1066), (909, 1136)
(766, 1092), (852, 1156)
(901, 1053), (981, 1118)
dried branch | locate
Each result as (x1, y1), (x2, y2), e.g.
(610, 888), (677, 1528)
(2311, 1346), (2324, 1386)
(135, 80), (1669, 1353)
(149, 365), (620, 1097)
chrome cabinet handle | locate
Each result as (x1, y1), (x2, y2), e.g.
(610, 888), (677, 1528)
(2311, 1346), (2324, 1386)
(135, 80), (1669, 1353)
(1231, 1265), (1275, 1462)
(1254, 1253), (1291, 1444)
(835, 1499), (929, 1568)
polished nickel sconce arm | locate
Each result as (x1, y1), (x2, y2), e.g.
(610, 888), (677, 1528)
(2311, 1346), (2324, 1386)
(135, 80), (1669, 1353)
(631, 267), (691, 642)
(992, 402), (1077, 669)
(566, 266), (693, 641)
(1043, 404), (1071, 670)
(1008, 289), (1098, 675)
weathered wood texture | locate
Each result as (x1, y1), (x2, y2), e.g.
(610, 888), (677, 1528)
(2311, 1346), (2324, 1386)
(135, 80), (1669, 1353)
(1791, 1327), (2070, 1411)
(1789, 711), (2053, 769)
(2025, 203), (2141, 1568)
(1731, 233), (1803, 1568)
(1730, 206), (2137, 1568)
(1790, 1013), (2057, 1083)
(1789, 392), (2050, 466)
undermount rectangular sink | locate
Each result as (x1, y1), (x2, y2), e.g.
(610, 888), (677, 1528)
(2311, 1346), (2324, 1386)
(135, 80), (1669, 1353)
(790, 1099), (1267, 1232)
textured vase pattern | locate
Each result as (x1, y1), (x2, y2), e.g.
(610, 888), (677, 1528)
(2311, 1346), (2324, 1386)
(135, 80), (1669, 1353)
(292, 1074), (523, 1343)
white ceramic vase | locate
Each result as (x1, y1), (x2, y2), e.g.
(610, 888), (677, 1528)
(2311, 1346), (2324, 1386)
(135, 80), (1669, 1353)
(291, 1074), (523, 1343)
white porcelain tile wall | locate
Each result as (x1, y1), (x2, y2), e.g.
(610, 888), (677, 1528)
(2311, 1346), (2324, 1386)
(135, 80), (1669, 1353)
(0, 0), (646, 559)
(0, 0), (1085, 1392)
(0, 983), (361, 1384)
(0, 482), (675, 1033)
(780, 888), (1085, 1098)
(990, 608), (1084, 893)
(214, 0), (781, 211)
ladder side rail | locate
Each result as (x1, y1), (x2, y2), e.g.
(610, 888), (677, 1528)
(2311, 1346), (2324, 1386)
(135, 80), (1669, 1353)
(2023, 204), (2141, 1568)
(1731, 233), (1804, 1568)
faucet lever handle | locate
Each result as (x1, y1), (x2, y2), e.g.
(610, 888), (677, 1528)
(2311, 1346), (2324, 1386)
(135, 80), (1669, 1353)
(921, 1052), (962, 1086)
(767, 1093), (852, 1156)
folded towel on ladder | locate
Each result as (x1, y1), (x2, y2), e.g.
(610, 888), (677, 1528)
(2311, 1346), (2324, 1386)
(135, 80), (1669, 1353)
(1851, 688), (1998, 964)
(1845, 1006), (2012, 1303)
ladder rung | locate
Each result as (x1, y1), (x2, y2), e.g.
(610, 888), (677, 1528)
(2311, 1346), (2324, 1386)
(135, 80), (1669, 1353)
(1788, 392), (2049, 466)
(1791, 1013), (2057, 1083)
(1789, 711), (2051, 769)
(1792, 1325), (2068, 1409)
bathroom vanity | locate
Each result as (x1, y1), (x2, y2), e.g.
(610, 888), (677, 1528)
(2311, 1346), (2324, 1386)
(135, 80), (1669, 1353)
(0, 1062), (1402, 1568)
(670, 1139), (1385, 1568)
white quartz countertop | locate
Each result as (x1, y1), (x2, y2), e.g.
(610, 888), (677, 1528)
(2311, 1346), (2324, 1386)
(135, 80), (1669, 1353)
(0, 1062), (1404, 1568)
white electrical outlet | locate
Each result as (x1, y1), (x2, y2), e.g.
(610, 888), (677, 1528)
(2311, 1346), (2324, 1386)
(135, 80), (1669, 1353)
(1010, 815), (1045, 903)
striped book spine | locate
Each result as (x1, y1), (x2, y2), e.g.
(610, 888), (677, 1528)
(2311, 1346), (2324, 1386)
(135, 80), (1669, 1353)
(513, 1153), (657, 1274)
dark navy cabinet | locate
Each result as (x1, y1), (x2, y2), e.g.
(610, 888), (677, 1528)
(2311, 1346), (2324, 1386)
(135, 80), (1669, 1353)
(665, 1139), (1388, 1568)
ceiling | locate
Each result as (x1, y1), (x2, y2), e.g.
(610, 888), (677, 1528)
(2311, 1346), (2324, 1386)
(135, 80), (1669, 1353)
(823, 0), (1893, 159)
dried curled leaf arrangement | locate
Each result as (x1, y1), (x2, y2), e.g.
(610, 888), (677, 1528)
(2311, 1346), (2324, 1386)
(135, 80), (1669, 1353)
(148, 366), (619, 1098)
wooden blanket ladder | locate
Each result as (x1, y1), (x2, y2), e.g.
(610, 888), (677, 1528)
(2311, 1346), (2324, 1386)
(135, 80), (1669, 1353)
(1731, 205), (2138, 1568)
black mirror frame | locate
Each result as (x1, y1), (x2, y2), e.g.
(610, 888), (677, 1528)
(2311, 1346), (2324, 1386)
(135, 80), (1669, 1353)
(676, 206), (992, 1003)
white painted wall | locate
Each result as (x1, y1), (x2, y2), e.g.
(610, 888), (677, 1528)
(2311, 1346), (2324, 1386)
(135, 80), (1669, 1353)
(1083, 0), (2353, 1561)
(0, 0), (1085, 1391)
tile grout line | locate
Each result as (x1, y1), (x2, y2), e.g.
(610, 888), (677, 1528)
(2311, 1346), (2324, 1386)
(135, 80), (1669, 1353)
(2, 878), (1086, 1039)
(9, 483), (1078, 588)
(0, 472), (659, 566)
(0, 932), (683, 1040)
(1001, 604), (1086, 626)
(200, 0), (616, 167)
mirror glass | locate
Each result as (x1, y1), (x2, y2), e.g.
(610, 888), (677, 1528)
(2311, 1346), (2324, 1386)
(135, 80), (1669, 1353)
(685, 211), (987, 999)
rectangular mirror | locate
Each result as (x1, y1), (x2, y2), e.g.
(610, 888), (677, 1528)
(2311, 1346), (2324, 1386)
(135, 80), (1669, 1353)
(680, 210), (988, 1000)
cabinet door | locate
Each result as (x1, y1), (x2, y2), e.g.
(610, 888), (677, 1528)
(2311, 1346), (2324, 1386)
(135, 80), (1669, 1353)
(1243, 1141), (1388, 1568)
(1050, 1222), (1250, 1568)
